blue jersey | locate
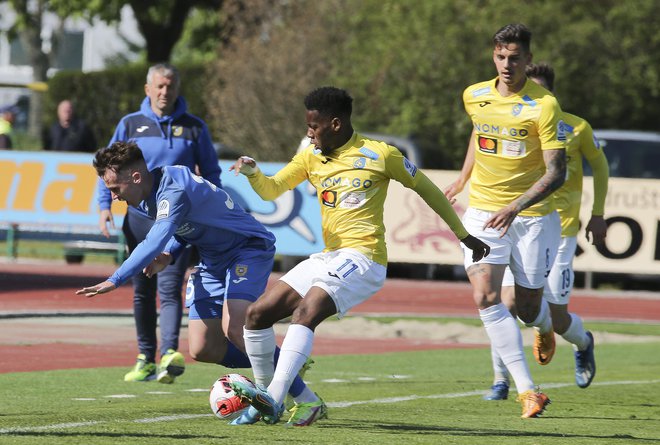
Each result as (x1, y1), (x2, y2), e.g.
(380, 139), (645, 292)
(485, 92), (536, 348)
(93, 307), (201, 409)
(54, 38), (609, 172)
(97, 96), (221, 211)
(108, 166), (275, 287)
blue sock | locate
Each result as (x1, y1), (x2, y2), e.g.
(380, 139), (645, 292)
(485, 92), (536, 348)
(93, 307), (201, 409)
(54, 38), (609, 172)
(218, 341), (252, 368)
(274, 346), (305, 398)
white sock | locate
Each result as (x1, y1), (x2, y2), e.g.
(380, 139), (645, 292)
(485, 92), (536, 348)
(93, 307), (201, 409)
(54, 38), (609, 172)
(522, 298), (552, 334)
(490, 344), (509, 385)
(268, 324), (314, 406)
(562, 313), (590, 350)
(294, 386), (319, 404)
(480, 303), (534, 394)
(243, 326), (276, 388)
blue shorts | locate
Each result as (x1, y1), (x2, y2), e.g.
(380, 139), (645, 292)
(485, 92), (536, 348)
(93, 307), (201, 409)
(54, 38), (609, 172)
(186, 243), (274, 320)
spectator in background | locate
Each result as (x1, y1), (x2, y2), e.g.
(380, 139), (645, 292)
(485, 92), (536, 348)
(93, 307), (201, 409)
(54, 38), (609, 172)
(0, 105), (16, 149)
(43, 100), (97, 152)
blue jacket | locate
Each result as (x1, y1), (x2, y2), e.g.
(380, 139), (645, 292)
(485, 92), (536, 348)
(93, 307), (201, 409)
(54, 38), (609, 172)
(97, 96), (222, 210)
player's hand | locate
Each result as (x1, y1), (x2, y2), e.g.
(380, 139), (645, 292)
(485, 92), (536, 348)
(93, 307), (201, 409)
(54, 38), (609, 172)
(585, 215), (607, 246)
(460, 234), (490, 262)
(483, 205), (519, 237)
(443, 180), (465, 205)
(99, 209), (115, 238)
(144, 253), (172, 278)
(229, 156), (259, 176)
(76, 280), (116, 298)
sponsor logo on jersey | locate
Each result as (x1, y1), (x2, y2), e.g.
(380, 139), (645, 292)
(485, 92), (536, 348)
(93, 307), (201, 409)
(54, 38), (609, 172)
(557, 120), (567, 142)
(321, 190), (337, 207)
(593, 135), (601, 149)
(502, 139), (526, 157)
(353, 157), (366, 169)
(559, 120), (574, 134)
(403, 158), (418, 177)
(136, 125), (149, 133)
(172, 126), (183, 136)
(157, 199), (170, 219)
(320, 177), (373, 189)
(359, 147), (379, 160)
(511, 103), (523, 116)
(175, 222), (195, 236)
(474, 123), (528, 138)
(340, 191), (366, 209)
(478, 136), (497, 154)
(472, 86), (491, 97)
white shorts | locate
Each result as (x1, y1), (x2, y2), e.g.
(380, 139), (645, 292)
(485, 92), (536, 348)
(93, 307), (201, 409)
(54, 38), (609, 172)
(461, 207), (561, 289)
(502, 236), (576, 304)
(280, 248), (387, 318)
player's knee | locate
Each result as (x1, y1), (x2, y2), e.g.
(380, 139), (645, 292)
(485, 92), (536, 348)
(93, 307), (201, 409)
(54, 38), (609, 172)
(190, 343), (224, 364)
(473, 291), (497, 310)
(244, 302), (269, 329)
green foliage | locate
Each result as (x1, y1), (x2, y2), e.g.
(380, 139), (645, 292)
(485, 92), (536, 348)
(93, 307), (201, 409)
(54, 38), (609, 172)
(44, 63), (211, 146)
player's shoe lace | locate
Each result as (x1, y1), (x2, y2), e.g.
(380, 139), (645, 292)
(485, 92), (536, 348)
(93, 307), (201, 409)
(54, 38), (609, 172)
(157, 349), (185, 384)
(230, 381), (284, 424)
(285, 395), (328, 427)
(124, 354), (156, 382)
(533, 329), (556, 365)
(574, 331), (596, 388)
(483, 381), (509, 400)
(517, 389), (550, 418)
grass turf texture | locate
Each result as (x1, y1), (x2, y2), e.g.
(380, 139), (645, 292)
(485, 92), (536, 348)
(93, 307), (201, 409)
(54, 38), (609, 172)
(1, 341), (659, 445)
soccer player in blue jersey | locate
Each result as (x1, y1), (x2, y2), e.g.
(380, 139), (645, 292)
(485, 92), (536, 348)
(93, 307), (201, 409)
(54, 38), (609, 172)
(78, 141), (318, 422)
(97, 63), (222, 383)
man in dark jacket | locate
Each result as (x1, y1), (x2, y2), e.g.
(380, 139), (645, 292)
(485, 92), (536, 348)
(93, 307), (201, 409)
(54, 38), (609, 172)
(43, 100), (97, 152)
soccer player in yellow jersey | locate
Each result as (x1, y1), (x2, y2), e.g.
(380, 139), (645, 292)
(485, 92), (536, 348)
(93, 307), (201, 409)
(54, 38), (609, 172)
(446, 24), (567, 418)
(476, 63), (608, 399)
(227, 86), (490, 426)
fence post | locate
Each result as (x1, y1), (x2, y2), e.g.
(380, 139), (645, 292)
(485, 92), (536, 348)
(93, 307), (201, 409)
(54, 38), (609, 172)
(6, 223), (19, 259)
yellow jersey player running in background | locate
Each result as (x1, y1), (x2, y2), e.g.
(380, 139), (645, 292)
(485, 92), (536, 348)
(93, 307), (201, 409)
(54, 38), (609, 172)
(467, 63), (608, 400)
(444, 24), (567, 418)
(228, 86), (490, 427)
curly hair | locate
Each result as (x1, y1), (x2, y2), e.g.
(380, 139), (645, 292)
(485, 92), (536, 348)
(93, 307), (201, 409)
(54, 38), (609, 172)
(304, 86), (353, 118)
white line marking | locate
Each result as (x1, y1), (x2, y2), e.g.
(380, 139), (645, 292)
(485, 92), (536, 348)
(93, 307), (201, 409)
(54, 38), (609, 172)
(2, 379), (658, 434)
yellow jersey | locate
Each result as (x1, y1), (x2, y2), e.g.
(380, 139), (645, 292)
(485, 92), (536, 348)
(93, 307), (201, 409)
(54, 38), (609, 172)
(463, 77), (566, 216)
(246, 132), (468, 265)
(555, 113), (607, 236)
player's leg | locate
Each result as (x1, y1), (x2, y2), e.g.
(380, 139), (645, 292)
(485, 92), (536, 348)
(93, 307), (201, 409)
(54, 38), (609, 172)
(484, 268), (515, 400)
(511, 211), (561, 366)
(155, 246), (190, 383)
(545, 237), (595, 388)
(123, 210), (158, 382)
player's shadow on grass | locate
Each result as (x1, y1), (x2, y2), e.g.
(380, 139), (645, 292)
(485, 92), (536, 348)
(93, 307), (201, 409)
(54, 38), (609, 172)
(4, 431), (230, 441)
(333, 420), (660, 442)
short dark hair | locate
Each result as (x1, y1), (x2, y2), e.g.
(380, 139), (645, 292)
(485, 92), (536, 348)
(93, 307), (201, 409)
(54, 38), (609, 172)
(304, 86), (353, 118)
(526, 62), (555, 91)
(93, 141), (144, 177)
(493, 23), (532, 53)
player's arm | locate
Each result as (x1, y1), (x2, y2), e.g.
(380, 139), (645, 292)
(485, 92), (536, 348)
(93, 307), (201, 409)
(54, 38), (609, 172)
(582, 126), (609, 245)
(230, 155), (307, 201)
(77, 220), (178, 297)
(444, 130), (476, 204)
(485, 148), (566, 234)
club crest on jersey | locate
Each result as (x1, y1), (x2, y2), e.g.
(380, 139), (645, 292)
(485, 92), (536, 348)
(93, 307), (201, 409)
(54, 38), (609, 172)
(157, 199), (170, 219)
(172, 126), (183, 136)
(557, 120), (567, 141)
(511, 103), (523, 116)
(478, 136), (497, 154)
(235, 264), (248, 276)
(321, 190), (337, 208)
(403, 158), (417, 177)
(353, 158), (366, 169)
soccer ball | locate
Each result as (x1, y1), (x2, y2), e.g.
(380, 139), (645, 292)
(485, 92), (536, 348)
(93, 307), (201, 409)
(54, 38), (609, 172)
(209, 373), (254, 420)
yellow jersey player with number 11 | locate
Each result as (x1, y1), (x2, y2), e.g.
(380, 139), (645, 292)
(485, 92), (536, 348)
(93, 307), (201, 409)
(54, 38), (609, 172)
(227, 86), (490, 427)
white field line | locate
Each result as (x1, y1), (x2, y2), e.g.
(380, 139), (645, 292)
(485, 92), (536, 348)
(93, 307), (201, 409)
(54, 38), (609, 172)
(1, 378), (658, 434)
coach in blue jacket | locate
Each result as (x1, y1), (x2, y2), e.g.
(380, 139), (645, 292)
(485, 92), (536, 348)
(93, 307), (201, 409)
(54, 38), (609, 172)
(97, 63), (221, 383)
